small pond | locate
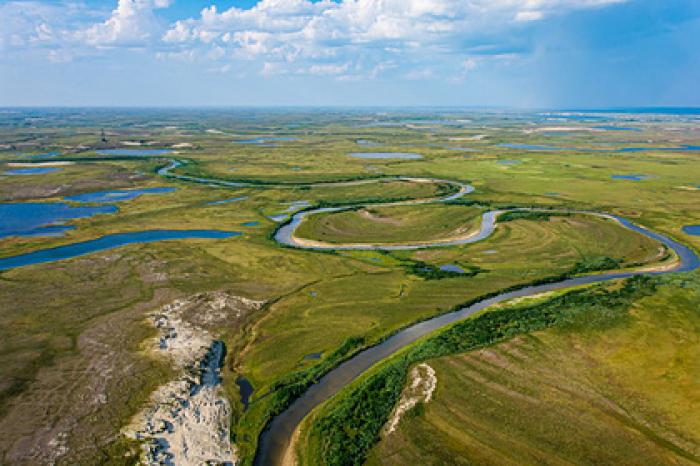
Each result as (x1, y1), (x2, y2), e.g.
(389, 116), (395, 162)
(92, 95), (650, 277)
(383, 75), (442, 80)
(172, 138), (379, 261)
(593, 125), (641, 131)
(682, 225), (700, 236)
(95, 149), (173, 156)
(498, 143), (560, 151)
(234, 137), (299, 145)
(348, 152), (423, 159)
(236, 376), (254, 410)
(4, 167), (61, 175)
(66, 187), (176, 203)
(611, 174), (647, 181)
(208, 196), (248, 205)
(439, 264), (466, 273)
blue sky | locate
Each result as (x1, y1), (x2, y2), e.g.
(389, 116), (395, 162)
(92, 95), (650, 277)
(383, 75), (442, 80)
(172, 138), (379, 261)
(0, 0), (698, 107)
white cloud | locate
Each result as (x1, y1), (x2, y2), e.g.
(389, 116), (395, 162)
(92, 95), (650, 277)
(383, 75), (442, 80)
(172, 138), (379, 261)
(0, 0), (627, 74)
(308, 62), (350, 75)
(515, 10), (544, 22)
(75, 0), (172, 46)
(157, 0), (626, 76)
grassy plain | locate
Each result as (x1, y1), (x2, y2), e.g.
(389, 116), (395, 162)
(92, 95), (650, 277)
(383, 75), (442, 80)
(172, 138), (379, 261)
(364, 273), (700, 466)
(295, 204), (483, 244)
(0, 110), (698, 464)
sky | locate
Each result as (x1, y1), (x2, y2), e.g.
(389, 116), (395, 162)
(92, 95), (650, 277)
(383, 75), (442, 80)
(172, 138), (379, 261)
(0, 0), (699, 107)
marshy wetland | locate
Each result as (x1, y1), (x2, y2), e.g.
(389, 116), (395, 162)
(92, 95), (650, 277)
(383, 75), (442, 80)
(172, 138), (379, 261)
(1, 109), (699, 466)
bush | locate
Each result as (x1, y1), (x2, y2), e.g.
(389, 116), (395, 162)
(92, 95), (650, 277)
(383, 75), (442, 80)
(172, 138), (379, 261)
(498, 211), (569, 222)
(307, 276), (658, 466)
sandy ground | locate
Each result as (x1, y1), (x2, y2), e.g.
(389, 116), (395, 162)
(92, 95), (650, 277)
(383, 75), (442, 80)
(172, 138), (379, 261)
(383, 363), (437, 436)
(281, 425), (302, 466)
(126, 293), (263, 466)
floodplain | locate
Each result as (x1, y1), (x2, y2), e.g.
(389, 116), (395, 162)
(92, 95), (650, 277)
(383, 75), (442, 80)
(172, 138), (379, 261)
(0, 109), (698, 466)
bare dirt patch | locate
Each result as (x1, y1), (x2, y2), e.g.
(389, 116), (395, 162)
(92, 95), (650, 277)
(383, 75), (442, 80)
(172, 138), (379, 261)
(383, 363), (437, 436)
(125, 293), (263, 465)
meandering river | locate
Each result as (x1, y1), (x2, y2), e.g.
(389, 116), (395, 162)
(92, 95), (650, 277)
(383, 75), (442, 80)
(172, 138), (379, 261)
(3, 156), (698, 466)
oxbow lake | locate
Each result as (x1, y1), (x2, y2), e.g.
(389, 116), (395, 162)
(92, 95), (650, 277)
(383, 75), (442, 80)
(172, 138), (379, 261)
(0, 202), (117, 238)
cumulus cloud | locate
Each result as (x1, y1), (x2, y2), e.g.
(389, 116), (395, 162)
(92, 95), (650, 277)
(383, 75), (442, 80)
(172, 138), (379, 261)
(0, 0), (627, 76)
(157, 0), (626, 77)
(0, 0), (171, 61)
(74, 0), (172, 46)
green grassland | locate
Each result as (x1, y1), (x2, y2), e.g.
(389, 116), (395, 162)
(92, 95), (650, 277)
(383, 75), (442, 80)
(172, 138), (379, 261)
(295, 204), (483, 244)
(0, 110), (698, 464)
(364, 273), (700, 466)
(294, 274), (700, 466)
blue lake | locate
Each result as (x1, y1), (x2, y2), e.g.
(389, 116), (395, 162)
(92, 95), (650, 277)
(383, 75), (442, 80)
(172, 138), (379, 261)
(616, 145), (700, 153)
(682, 225), (700, 236)
(236, 376), (254, 410)
(66, 187), (176, 203)
(242, 221), (260, 227)
(349, 152), (423, 159)
(234, 137), (299, 145)
(593, 125), (641, 131)
(0, 230), (240, 271)
(612, 174), (647, 181)
(207, 196), (248, 205)
(4, 167), (61, 175)
(0, 202), (117, 239)
(439, 264), (466, 273)
(95, 149), (173, 156)
(499, 143), (700, 153)
(498, 143), (560, 151)
(497, 160), (521, 165)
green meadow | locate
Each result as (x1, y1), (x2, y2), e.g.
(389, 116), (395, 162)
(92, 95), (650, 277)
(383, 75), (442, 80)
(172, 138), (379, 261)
(0, 110), (698, 464)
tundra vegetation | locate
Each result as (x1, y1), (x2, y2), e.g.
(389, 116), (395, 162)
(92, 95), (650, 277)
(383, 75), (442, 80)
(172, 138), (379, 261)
(0, 109), (698, 465)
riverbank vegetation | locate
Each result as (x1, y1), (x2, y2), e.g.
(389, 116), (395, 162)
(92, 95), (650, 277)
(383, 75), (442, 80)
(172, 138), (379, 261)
(295, 275), (680, 466)
(364, 273), (700, 466)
